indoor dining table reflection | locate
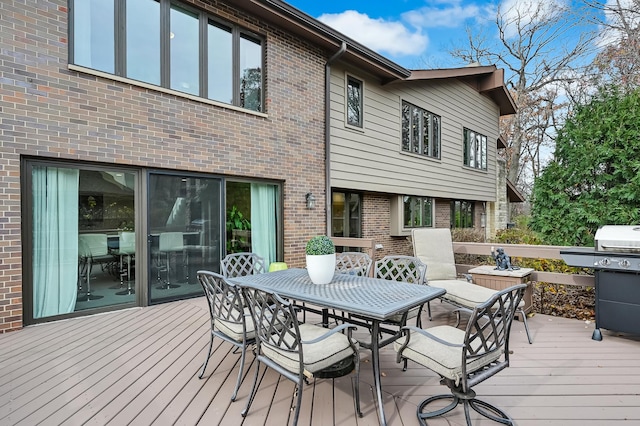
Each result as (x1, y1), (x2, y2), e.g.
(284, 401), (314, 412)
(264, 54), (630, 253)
(228, 267), (446, 426)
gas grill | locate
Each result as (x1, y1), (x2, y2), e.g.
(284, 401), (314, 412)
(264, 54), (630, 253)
(560, 225), (640, 340)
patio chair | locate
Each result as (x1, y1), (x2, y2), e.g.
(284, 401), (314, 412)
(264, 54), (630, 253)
(221, 252), (266, 278)
(335, 251), (373, 277)
(395, 284), (526, 426)
(113, 231), (135, 295)
(197, 270), (254, 402)
(411, 228), (533, 344)
(374, 255), (427, 328)
(157, 232), (185, 289)
(77, 233), (109, 302)
(331, 251), (373, 324)
(240, 285), (362, 425)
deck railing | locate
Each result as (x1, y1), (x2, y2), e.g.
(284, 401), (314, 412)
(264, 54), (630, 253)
(331, 237), (594, 288)
(452, 242), (594, 288)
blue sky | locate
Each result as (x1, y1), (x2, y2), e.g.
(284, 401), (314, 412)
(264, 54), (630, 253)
(285, 0), (611, 70)
(285, 0), (504, 69)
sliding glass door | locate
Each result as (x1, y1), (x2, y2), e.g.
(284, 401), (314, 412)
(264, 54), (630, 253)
(24, 162), (281, 323)
(26, 162), (137, 323)
(148, 173), (222, 304)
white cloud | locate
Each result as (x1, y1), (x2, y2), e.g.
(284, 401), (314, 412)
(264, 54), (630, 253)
(402, 3), (489, 29)
(499, 0), (567, 39)
(596, 0), (640, 47)
(317, 10), (428, 57)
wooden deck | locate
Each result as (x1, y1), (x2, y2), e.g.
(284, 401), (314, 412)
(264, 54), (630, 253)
(1, 297), (639, 426)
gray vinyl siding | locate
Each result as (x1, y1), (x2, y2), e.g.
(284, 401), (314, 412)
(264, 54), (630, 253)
(329, 64), (499, 202)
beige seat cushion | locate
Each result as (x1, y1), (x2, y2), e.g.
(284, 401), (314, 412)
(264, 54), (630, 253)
(261, 323), (356, 375)
(429, 279), (497, 307)
(394, 325), (502, 384)
(214, 307), (256, 341)
(412, 228), (458, 281)
(429, 279), (525, 310)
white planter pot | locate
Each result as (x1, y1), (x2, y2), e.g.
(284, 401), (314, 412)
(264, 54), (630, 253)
(306, 253), (336, 285)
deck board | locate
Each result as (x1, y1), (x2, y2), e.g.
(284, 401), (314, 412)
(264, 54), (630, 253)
(0, 297), (639, 425)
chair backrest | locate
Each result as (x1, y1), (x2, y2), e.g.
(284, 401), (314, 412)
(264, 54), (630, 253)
(78, 233), (108, 257)
(374, 255), (426, 284)
(221, 252), (266, 278)
(240, 285), (302, 373)
(335, 252), (373, 277)
(411, 228), (458, 281)
(119, 231), (135, 253)
(462, 283), (526, 386)
(197, 270), (247, 336)
(159, 231), (184, 251)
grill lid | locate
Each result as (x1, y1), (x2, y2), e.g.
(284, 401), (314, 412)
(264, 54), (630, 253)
(595, 225), (640, 252)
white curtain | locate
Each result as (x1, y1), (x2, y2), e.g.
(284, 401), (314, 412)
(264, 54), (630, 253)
(33, 166), (80, 318)
(250, 183), (276, 265)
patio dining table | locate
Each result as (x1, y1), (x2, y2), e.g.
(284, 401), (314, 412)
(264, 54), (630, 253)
(228, 267), (446, 426)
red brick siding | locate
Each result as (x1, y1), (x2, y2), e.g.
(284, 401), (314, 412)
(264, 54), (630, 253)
(0, 0), (329, 331)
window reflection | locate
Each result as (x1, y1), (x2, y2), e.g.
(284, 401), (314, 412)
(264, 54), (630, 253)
(170, 5), (199, 96)
(208, 22), (233, 104)
(73, 0), (115, 73)
(127, 0), (160, 85)
(239, 35), (262, 112)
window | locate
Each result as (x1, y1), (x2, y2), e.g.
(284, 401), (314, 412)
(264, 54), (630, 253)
(71, 0), (264, 112)
(403, 196), (432, 228)
(332, 192), (362, 238)
(346, 76), (363, 127)
(401, 101), (440, 158)
(463, 128), (487, 170)
(451, 200), (474, 228)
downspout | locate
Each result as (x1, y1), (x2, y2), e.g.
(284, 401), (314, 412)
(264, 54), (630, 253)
(325, 41), (347, 236)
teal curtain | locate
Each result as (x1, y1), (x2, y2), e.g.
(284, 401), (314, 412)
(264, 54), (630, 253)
(250, 183), (276, 265)
(33, 166), (80, 318)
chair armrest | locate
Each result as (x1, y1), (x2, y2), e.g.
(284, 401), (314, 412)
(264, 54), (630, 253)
(300, 323), (358, 345)
(400, 325), (464, 348)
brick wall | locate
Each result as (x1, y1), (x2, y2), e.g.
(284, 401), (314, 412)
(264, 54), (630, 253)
(362, 194), (412, 261)
(0, 0), (328, 331)
(434, 200), (451, 228)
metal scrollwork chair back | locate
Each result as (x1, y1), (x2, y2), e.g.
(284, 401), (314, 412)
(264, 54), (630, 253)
(335, 251), (373, 277)
(221, 252), (266, 278)
(197, 270), (254, 402)
(240, 285), (362, 425)
(395, 283), (526, 426)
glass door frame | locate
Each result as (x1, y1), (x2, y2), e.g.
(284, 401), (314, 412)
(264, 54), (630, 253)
(22, 158), (142, 325)
(145, 169), (225, 305)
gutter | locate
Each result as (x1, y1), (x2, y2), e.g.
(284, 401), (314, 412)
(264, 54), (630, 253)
(325, 41), (347, 236)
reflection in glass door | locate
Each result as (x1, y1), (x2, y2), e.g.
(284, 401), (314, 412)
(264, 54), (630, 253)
(148, 173), (222, 304)
(28, 163), (137, 323)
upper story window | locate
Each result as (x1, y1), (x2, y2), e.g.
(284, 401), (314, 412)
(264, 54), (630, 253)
(71, 0), (264, 112)
(463, 128), (487, 170)
(401, 101), (440, 159)
(346, 76), (363, 127)
(451, 200), (474, 228)
(404, 196), (433, 228)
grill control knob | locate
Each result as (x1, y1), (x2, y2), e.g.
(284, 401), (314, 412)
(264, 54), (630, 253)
(619, 259), (631, 269)
(598, 258), (611, 267)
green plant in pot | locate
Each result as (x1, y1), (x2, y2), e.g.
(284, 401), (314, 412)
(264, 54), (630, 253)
(305, 235), (336, 284)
